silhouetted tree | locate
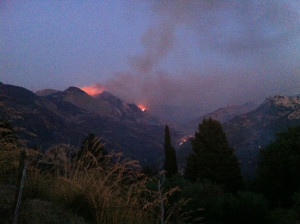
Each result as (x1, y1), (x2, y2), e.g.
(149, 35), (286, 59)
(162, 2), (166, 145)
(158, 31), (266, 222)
(184, 118), (243, 192)
(257, 126), (300, 207)
(164, 125), (178, 177)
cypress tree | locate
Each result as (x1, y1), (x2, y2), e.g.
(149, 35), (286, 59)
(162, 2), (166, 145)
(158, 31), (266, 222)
(184, 118), (243, 192)
(164, 125), (178, 177)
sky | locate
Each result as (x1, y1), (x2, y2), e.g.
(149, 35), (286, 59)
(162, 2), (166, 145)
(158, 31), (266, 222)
(1, 0), (300, 121)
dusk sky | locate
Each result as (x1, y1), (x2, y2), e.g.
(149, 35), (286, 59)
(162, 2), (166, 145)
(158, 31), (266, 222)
(1, 0), (300, 120)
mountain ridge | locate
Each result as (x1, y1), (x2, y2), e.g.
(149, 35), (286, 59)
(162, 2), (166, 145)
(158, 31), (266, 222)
(178, 95), (300, 176)
(2, 82), (299, 173)
(184, 101), (258, 133)
(0, 83), (171, 165)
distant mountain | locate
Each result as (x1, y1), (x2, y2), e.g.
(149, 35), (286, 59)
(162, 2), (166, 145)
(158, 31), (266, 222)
(94, 91), (160, 124)
(0, 83), (173, 165)
(223, 95), (300, 176)
(225, 95), (300, 150)
(178, 95), (300, 177)
(39, 87), (160, 124)
(177, 101), (258, 169)
(185, 101), (258, 133)
(43, 87), (113, 117)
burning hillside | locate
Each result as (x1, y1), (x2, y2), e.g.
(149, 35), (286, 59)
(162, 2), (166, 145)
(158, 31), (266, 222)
(81, 84), (104, 96)
(138, 105), (147, 112)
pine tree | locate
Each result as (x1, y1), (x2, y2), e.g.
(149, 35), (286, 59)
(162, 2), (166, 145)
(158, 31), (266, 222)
(184, 118), (243, 192)
(164, 125), (178, 177)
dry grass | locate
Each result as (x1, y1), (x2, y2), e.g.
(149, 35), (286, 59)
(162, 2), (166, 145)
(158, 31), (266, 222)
(0, 142), (20, 185)
(0, 185), (15, 224)
(19, 199), (89, 224)
(24, 149), (190, 224)
(53, 152), (179, 224)
(0, 133), (193, 224)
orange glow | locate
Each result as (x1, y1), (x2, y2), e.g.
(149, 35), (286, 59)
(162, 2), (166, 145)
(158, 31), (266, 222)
(138, 104), (147, 112)
(81, 84), (104, 96)
(179, 135), (193, 146)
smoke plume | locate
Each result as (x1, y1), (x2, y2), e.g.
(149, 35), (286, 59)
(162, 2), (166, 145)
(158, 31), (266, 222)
(92, 0), (300, 121)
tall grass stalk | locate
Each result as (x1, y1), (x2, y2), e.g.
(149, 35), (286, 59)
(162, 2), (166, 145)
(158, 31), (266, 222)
(23, 149), (190, 223)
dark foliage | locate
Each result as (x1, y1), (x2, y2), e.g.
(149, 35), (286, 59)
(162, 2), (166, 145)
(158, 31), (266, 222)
(184, 118), (243, 192)
(164, 125), (178, 177)
(160, 176), (269, 224)
(256, 125), (300, 207)
(142, 164), (159, 177)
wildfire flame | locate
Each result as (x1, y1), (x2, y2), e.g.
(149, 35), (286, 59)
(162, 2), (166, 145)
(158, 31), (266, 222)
(138, 105), (147, 112)
(81, 84), (104, 96)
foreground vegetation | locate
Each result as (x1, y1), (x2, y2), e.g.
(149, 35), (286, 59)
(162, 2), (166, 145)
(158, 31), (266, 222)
(1, 119), (300, 223)
(0, 127), (192, 223)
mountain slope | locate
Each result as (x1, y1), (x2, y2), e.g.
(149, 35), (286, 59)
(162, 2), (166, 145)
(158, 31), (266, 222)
(95, 91), (160, 124)
(38, 87), (161, 124)
(224, 95), (300, 151)
(0, 83), (169, 165)
(178, 95), (300, 176)
(223, 95), (300, 176)
(44, 87), (113, 117)
(185, 102), (258, 133)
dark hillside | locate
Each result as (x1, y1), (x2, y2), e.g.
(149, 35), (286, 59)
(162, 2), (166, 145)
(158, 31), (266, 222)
(0, 83), (174, 165)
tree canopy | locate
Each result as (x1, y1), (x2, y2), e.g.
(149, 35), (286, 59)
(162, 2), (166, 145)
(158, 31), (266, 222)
(184, 118), (243, 192)
(257, 125), (300, 207)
